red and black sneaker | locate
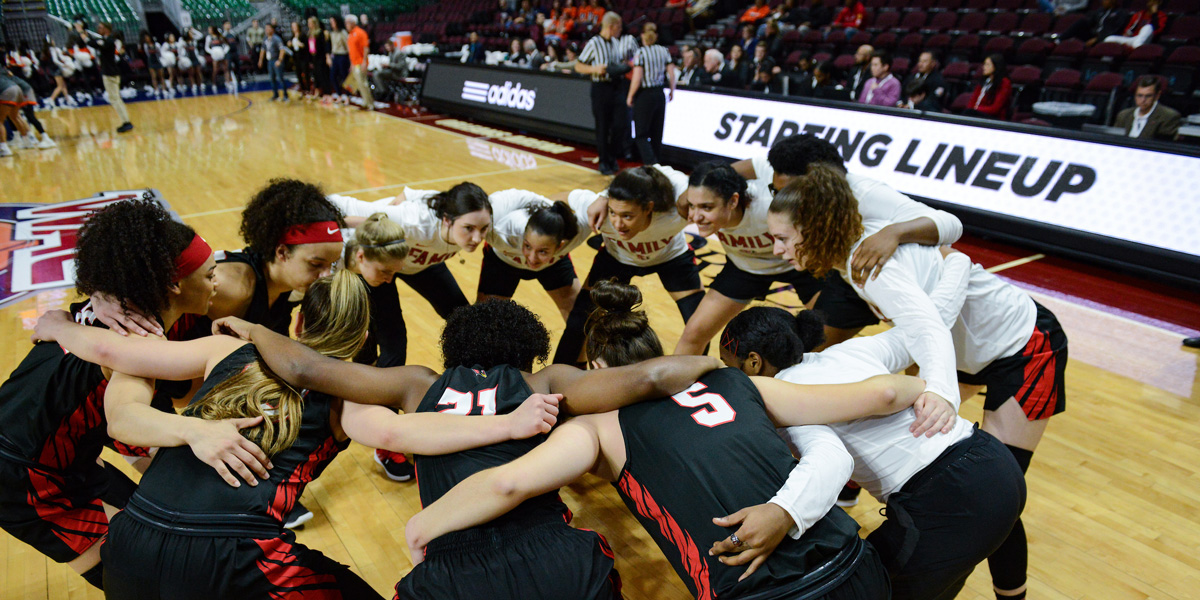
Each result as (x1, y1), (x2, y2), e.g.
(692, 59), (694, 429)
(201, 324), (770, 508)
(374, 449), (415, 482)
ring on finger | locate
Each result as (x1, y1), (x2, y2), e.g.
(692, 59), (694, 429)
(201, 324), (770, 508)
(730, 533), (744, 547)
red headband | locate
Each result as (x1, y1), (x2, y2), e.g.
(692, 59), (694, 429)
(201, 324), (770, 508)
(174, 234), (213, 281)
(280, 221), (342, 245)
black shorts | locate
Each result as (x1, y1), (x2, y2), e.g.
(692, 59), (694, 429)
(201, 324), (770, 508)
(707, 261), (879, 330)
(102, 509), (383, 600)
(586, 249), (702, 293)
(866, 428), (1025, 600)
(394, 520), (621, 600)
(0, 454), (109, 563)
(477, 246), (578, 297)
(958, 302), (1068, 420)
(396, 262), (469, 320)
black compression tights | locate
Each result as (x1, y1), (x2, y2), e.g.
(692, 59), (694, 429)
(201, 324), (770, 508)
(990, 444), (1033, 600)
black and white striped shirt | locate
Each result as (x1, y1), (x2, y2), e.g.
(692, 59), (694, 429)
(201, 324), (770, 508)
(578, 33), (637, 82)
(634, 44), (671, 88)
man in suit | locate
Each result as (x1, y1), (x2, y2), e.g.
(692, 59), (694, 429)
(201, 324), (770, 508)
(847, 43), (873, 99)
(1064, 0), (1127, 46)
(697, 48), (744, 89)
(1114, 76), (1181, 141)
(903, 51), (947, 103)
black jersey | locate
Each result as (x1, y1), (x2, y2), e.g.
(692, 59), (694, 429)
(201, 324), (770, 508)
(217, 249), (298, 336)
(413, 365), (568, 527)
(614, 368), (861, 600)
(131, 344), (348, 528)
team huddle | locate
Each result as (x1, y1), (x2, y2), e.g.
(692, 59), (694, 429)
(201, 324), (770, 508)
(0, 133), (1066, 600)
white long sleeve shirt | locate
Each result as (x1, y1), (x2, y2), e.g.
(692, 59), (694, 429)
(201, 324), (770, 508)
(775, 252), (975, 504)
(716, 179), (795, 276)
(327, 189), (461, 275)
(487, 189), (591, 271)
(749, 155), (964, 245)
(568, 165), (692, 267)
(768, 425), (854, 539)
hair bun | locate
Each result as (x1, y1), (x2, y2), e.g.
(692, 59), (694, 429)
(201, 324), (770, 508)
(793, 310), (827, 351)
(590, 279), (642, 314)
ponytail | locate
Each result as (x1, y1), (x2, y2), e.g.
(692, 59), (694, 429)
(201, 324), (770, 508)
(344, 212), (409, 267)
(584, 280), (663, 367)
(768, 164), (862, 278)
(688, 161), (748, 210)
(189, 270), (369, 457)
(525, 202), (580, 244)
(607, 166), (676, 213)
(427, 182), (492, 223)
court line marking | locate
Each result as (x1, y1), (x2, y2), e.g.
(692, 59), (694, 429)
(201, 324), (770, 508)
(986, 253), (1045, 274)
(176, 164), (566, 219)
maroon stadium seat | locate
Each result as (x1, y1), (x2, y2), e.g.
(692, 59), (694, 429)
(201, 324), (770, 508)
(951, 11), (988, 35)
(1014, 12), (1051, 37)
(1014, 37), (1054, 65)
(923, 11), (959, 33)
(981, 11), (1019, 35)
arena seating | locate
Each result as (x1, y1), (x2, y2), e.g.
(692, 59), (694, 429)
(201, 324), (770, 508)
(178, 0), (255, 29)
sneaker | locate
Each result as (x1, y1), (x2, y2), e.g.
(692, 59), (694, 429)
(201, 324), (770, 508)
(0, 144), (12, 158)
(374, 449), (414, 481)
(37, 134), (57, 149)
(117, 122), (134, 133)
(836, 482), (861, 508)
(283, 502), (314, 529)
(15, 135), (35, 150)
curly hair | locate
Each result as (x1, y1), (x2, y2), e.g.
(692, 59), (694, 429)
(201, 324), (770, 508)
(239, 178), (345, 261)
(74, 198), (197, 319)
(721, 307), (825, 371)
(584, 280), (663, 368)
(440, 300), (550, 372)
(607, 166), (676, 213)
(768, 164), (862, 278)
(767, 134), (845, 177)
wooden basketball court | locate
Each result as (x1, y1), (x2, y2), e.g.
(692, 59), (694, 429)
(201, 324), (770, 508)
(2, 92), (1199, 600)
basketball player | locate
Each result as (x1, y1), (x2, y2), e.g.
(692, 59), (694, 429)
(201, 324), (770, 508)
(769, 165), (1068, 600)
(405, 281), (944, 600)
(478, 189), (592, 322)
(720, 280), (1026, 598)
(554, 164), (704, 364)
(731, 134), (964, 347)
(223, 297), (730, 599)
(34, 270), (562, 599)
(0, 199), (230, 588)
(327, 182), (492, 320)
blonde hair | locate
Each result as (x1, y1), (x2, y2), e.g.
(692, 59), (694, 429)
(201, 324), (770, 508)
(768, 164), (863, 279)
(344, 212), (409, 269)
(187, 269), (370, 457)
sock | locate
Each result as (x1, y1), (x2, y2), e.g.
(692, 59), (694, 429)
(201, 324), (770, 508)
(989, 444), (1033, 597)
(81, 562), (104, 589)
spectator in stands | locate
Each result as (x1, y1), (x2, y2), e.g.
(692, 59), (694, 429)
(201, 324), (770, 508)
(576, 10), (638, 175)
(1039, 0), (1086, 16)
(307, 16), (332, 100)
(804, 60), (851, 100)
(523, 39), (545, 69)
(830, 0), (865, 38)
(359, 15), (374, 52)
(782, 51), (814, 92)
(858, 50), (900, 107)
(78, 21), (132, 133)
(902, 79), (942, 111)
(259, 23), (290, 102)
(505, 39), (527, 66)
(964, 53), (1011, 119)
(328, 16), (350, 104)
(496, 0), (516, 28)
(698, 48), (743, 89)
(749, 58), (784, 94)
(514, 0), (539, 26)
(760, 20), (785, 61)
(797, 0), (832, 33)
(739, 25), (758, 57)
(544, 0), (575, 44)
(847, 43), (873, 99)
(541, 42), (566, 70)
(562, 0), (580, 22)
(678, 46), (701, 86)
(373, 40), (409, 100)
(345, 14), (373, 109)
(1106, 0), (1166, 49)
(741, 0), (772, 25)
(771, 0), (803, 29)
(581, 0), (607, 29)
(465, 32), (488, 64)
(728, 45), (752, 87)
(1064, 0), (1126, 46)
(904, 51), (946, 102)
(246, 19), (265, 64)
(1115, 76), (1181, 141)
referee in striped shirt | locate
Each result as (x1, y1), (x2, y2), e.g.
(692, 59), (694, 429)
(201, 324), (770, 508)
(575, 12), (638, 175)
(627, 22), (675, 165)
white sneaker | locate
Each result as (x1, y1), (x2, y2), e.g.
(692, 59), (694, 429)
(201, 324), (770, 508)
(24, 134), (40, 148)
(0, 144), (12, 157)
(15, 135), (34, 150)
(37, 134), (57, 149)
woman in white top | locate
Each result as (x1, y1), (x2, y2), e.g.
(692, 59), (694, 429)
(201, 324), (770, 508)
(204, 26), (230, 93)
(767, 164), (1068, 600)
(479, 190), (592, 322)
(553, 165), (704, 364)
(719, 255), (1026, 600)
(327, 182), (492, 321)
(42, 39), (73, 108)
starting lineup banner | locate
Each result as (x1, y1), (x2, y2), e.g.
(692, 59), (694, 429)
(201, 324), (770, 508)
(662, 89), (1200, 260)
